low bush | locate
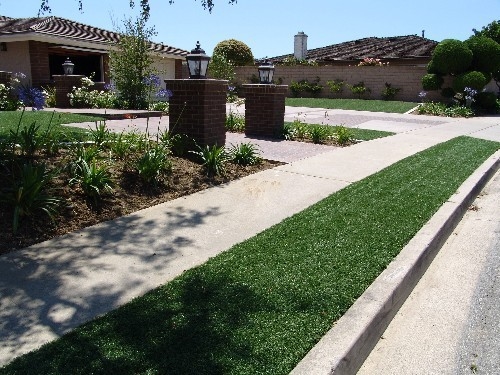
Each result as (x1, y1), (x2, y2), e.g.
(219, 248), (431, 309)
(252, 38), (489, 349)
(349, 81), (371, 98)
(191, 144), (229, 177)
(225, 111), (245, 132)
(289, 79), (323, 97)
(228, 142), (262, 166)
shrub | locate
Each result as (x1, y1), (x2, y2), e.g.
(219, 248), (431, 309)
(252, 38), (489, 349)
(289, 79), (323, 97)
(421, 73), (444, 91)
(228, 142), (262, 166)
(441, 87), (456, 98)
(326, 79), (344, 97)
(208, 53), (235, 81)
(357, 58), (388, 66)
(212, 39), (254, 66)
(191, 144), (228, 176)
(475, 91), (498, 112)
(452, 71), (488, 92)
(0, 83), (21, 111)
(42, 86), (56, 108)
(308, 125), (331, 144)
(68, 76), (117, 109)
(278, 57), (318, 66)
(334, 126), (354, 145)
(349, 81), (371, 98)
(0, 162), (62, 233)
(430, 39), (473, 75)
(135, 145), (172, 185)
(381, 83), (401, 100)
(465, 35), (500, 73)
(69, 159), (114, 204)
(417, 102), (474, 117)
(225, 111), (245, 132)
(109, 16), (156, 109)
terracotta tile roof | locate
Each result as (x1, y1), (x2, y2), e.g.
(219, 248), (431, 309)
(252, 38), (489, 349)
(0, 15), (188, 57)
(266, 35), (437, 64)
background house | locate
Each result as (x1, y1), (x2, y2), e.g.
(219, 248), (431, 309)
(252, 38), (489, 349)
(234, 32), (443, 102)
(264, 32), (438, 66)
(0, 15), (188, 88)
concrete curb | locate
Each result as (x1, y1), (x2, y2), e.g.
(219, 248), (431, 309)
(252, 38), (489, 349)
(290, 149), (500, 375)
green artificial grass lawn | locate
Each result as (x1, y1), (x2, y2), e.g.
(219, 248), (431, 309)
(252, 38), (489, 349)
(285, 98), (419, 113)
(1, 136), (498, 375)
(0, 111), (103, 139)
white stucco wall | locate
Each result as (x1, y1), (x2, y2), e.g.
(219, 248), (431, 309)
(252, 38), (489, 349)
(0, 41), (32, 81)
(151, 56), (176, 88)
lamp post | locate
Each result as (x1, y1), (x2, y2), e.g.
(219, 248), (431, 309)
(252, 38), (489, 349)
(257, 60), (275, 84)
(186, 42), (211, 79)
(62, 57), (75, 75)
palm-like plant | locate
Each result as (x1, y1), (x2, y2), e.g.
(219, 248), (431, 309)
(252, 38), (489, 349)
(0, 162), (62, 233)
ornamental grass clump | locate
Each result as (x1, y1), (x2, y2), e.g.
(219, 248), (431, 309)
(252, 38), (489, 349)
(228, 142), (262, 166)
(0, 162), (62, 234)
(191, 144), (229, 177)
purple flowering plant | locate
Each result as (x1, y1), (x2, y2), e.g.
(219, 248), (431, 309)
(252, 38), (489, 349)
(10, 72), (46, 110)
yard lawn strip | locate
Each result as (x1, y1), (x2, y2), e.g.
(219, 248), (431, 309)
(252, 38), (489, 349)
(284, 122), (394, 141)
(285, 98), (419, 113)
(2, 136), (499, 375)
(0, 111), (103, 139)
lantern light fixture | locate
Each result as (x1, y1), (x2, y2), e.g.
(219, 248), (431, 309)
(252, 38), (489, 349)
(62, 57), (75, 75)
(257, 59), (275, 84)
(186, 41), (211, 79)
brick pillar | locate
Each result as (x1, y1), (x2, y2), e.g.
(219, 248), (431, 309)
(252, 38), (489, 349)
(28, 41), (51, 87)
(0, 71), (12, 85)
(174, 59), (183, 79)
(165, 79), (227, 149)
(243, 84), (288, 138)
(53, 75), (85, 108)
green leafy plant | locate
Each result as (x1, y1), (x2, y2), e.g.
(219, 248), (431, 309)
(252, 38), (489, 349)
(135, 145), (172, 185)
(42, 85), (56, 108)
(109, 16), (156, 109)
(0, 162), (62, 233)
(417, 102), (474, 118)
(291, 119), (309, 139)
(15, 122), (43, 158)
(225, 111), (245, 132)
(228, 142), (262, 166)
(381, 83), (401, 101)
(278, 56), (318, 66)
(69, 159), (114, 204)
(334, 125), (354, 145)
(430, 39), (473, 75)
(212, 39), (254, 66)
(68, 75), (117, 109)
(308, 124), (332, 144)
(421, 73), (444, 91)
(326, 79), (345, 97)
(349, 81), (371, 98)
(190, 144), (229, 177)
(289, 78), (323, 97)
(67, 144), (103, 177)
(88, 121), (110, 148)
(280, 122), (296, 140)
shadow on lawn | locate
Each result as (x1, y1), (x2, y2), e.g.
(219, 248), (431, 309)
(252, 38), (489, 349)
(0, 204), (223, 367)
(3, 269), (272, 374)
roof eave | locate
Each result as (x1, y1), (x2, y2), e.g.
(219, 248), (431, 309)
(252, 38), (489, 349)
(0, 32), (186, 59)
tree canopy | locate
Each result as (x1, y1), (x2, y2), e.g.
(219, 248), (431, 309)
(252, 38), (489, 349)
(39, 0), (238, 19)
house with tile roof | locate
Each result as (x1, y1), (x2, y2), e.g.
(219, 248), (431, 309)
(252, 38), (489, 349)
(263, 33), (438, 66)
(0, 15), (188, 88)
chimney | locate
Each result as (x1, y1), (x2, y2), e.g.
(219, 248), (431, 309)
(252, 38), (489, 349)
(294, 31), (308, 60)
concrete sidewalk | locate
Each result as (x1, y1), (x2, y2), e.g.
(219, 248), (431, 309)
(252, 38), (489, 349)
(1, 108), (499, 371)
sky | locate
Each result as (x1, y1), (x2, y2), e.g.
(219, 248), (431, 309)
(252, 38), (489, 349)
(1, 0), (499, 59)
